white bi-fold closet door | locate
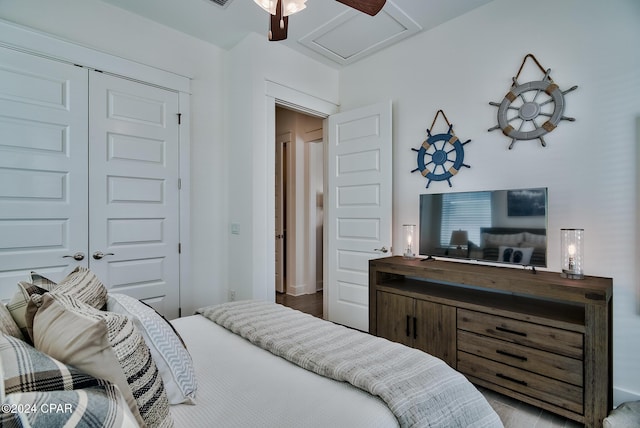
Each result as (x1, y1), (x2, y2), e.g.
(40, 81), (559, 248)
(0, 47), (180, 318)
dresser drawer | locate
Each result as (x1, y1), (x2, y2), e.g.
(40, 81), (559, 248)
(457, 330), (583, 386)
(458, 352), (583, 415)
(457, 309), (583, 359)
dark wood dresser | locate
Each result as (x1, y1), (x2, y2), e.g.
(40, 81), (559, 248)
(369, 256), (612, 428)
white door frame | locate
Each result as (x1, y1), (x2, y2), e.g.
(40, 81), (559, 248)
(274, 132), (291, 294)
(265, 81), (339, 311)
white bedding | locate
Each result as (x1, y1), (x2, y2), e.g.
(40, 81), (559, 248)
(170, 314), (399, 428)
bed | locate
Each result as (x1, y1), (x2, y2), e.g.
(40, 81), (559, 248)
(169, 311), (399, 427)
(169, 300), (503, 428)
(1, 267), (503, 428)
(478, 227), (547, 267)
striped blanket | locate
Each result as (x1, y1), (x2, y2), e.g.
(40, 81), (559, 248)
(197, 300), (503, 428)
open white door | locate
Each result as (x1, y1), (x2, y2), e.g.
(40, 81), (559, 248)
(326, 101), (392, 331)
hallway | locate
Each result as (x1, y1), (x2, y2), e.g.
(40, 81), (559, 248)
(276, 292), (323, 318)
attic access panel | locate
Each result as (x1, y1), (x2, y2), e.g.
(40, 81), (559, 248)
(299, 2), (421, 66)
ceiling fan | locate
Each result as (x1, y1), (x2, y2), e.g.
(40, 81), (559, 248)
(254, 0), (386, 41)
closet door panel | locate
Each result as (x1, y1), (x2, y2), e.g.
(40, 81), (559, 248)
(89, 71), (180, 318)
(0, 47), (88, 299)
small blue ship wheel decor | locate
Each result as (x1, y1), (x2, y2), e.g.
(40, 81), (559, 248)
(411, 110), (471, 188)
(489, 54), (578, 149)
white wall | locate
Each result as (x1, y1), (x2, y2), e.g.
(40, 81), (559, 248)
(0, 0), (228, 316)
(338, 0), (640, 404)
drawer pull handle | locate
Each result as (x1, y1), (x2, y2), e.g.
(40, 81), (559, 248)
(496, 349), (528, 362)
(495, 326), (527, 337)
(496, 373), (528, 386)
(406, 315), (411, 337)
(413, 316), (417, 340)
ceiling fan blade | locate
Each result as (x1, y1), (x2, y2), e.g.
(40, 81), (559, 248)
(336, 0), (386, 16)
(268, 0), (288, 41)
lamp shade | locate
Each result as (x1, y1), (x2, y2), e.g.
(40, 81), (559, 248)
(402, 224), (416, 259)
(254, 0), (307, 16)
(561, 228), (584, 279)
(449, 230), (468, 248)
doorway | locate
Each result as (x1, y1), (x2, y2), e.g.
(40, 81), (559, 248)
(274, 106), (324, 316)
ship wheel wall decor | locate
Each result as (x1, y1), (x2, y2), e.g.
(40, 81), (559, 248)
(411, 110), (471, 188)
(488, 54), (578, 149)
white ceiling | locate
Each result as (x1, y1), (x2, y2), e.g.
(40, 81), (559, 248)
(99, 0), (493, 68)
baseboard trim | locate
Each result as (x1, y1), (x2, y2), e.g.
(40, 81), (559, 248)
(614, 387), (640, 406)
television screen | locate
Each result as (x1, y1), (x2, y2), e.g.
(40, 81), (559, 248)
(419, 188), (548, 267)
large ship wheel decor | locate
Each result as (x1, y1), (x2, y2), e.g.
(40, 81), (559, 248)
(488, 54), (578, 149)
(411, 110), (470, 188)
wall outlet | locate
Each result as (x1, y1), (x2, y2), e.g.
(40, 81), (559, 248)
(228, 289), (236, 301)
(231, 223), (240, 235)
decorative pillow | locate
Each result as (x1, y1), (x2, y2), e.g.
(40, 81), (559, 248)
(498, 245), (534, 265)
(0, 346), (4, 402)
(108, 293), (197, 405)
(49, 266), (108, 310)
(482, 232), (524, 248)
(522, 232), (547, 250)
(1, 384), (139, 428)
(31, 293), (173, 428)
(6, 282), (50, 342)
(29, 271), (58, 288)
(482, 247), (499, 261)
(22, 267), (109, 343)
(0, 302), (24, 341)
(0, 333), (107, 395)
(529, 250), (546, 267)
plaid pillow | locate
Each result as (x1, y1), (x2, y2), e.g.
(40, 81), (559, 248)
(6, 282), (50, 342)
(1, 384), (138, 428)
(0, 334), (106, 395)
(0, 302), (24, 341)
(29, 271), (58, 288)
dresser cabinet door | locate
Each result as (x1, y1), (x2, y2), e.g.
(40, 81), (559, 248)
(376, 291), (457, 367)
(414, 300), (457, 368)
(376, 291), (414, 347)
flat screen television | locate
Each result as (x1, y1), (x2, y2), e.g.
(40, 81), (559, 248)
(419, 187), (548, 267)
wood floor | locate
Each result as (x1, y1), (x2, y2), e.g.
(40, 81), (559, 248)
(275, 291), (323, 318)
(276, 292), (584, 428)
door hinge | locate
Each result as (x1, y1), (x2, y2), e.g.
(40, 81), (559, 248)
(178, 243), (182, 254)
(177, 113), (182, 125)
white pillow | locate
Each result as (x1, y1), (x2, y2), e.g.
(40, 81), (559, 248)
(498, 245), (534, 265)
(107, 293), (198, 405)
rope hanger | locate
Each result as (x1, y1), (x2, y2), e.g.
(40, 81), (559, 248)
(428, 109), (453, 136)
(512, 53), (551, 86)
